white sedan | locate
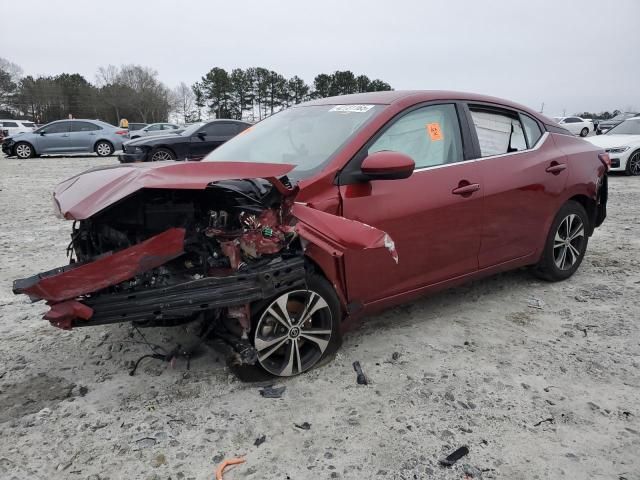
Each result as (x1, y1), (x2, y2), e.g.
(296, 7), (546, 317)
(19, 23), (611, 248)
(553, 116), (593, 137)
(586, 118), (640, 175)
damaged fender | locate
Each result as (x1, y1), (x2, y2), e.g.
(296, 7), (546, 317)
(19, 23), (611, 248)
(292, 203), (398, 263)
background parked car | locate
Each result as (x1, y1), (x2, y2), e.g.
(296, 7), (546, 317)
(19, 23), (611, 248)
(553, 116), (593, 137)
(587, 117), (640, 175)
(597, 112), (638, 134)
(128, 122), (181, 139)
(2, 119), (127, 159)
(119, 119), (250, 162)
(0, 119), (37, 136)
(127, 122), (147, 133)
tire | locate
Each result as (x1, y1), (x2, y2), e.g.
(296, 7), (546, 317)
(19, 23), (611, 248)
(14, 142), (34, 159)
(532, 200), (589, 281)
(95, 141), (114, 157)
(580, 127), (589, 137)
(150, 147), (176, 161)
(624, 150), (640, 176)
(252, 273), (342, 376)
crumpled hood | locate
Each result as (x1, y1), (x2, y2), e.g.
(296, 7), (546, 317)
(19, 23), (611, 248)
(54, 161), (295, 220)
(586, 134), (640, 149)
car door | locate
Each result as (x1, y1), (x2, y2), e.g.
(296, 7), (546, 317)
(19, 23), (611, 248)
(35, 121), (71, 153)
(465, 104), (568, 268)
(339, 103), (483, 304)
(189, 122), (238, 160)
(69, 121), (101, 152)
(564, 117), (581, 135)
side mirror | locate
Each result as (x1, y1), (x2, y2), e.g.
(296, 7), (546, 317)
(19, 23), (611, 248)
(40, 131), (46, 135)
(196, 131), (206, 140)
(361, 151), (415, 180)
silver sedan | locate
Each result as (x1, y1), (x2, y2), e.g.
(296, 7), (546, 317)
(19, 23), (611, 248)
(1, 119), (127, 158)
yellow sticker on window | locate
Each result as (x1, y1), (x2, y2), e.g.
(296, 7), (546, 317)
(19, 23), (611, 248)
(427, 122), (443, 141)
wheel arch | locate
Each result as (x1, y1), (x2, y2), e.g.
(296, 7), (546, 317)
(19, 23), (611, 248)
(302, 246), (348, 318)
(567, 194), (596, 235)
(14, 140), (37, 155)
(93, 139), (114, 152)
(153, 145), (178, 158)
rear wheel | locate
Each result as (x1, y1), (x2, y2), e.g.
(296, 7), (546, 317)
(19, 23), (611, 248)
(253, 274), (341, 376)
(533, 201), (589, 281)
(625, 150), (640, 176)
(150, 148), (176, 161)
(580, 127), (589, 137)
(14, 142), (34, 159)
(95, 141), (114, 157)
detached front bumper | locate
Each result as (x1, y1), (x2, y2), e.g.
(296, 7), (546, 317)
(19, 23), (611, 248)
(118, 151), (147, 163)
(2, 140), (14, 156)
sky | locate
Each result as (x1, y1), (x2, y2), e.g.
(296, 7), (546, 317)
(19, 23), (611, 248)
(2, 0), (638, 116)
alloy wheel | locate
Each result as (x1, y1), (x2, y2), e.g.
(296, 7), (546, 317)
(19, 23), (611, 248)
(152, 150), (173, 161)
(254, 289), (333, 376)
(96, 142), (112, 156)
(628, 151), (640, 176)
(553, 214), (585, 270)
(15, 144), (31, 159)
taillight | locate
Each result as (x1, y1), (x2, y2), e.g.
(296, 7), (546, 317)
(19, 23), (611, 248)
(115, 130), (128, 135)
(598, 152), (611, 170)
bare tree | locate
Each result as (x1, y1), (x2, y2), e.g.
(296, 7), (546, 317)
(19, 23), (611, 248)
(172, 82), (196, 123)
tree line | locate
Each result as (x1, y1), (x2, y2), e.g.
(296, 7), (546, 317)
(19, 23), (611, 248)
(194, 67), (392, 122)
(0, 57), (392, 125)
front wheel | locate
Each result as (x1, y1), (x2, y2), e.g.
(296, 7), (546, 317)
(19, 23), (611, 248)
(95, 141), (114, 157)
(625, 150), (640, 176)
(580, 127), (589, 137)
(14, 142), (34, 159)
(253, 274), (341, 376)
(150, 148), (176, 161)
(532, 201), (589, 281)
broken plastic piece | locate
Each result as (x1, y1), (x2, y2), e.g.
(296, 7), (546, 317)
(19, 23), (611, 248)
(439, 446), (469, 467)
(13, 228), (186, 303)
(215, 457), (246, 480)
(43, 300), (94, 330)
(352, 361), (368, 385)
(259, 385), (286, 398)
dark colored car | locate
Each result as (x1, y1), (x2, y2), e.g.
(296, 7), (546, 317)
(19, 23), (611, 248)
(14, 91), (608, 378)
(597, 112), (638, 134)
(118, 119), (250, 162)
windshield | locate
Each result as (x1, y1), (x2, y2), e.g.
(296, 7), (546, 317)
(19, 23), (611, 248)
(606, 119), (640, 135)
(180, 122), (204, 136)
(204, 104), (383, 177)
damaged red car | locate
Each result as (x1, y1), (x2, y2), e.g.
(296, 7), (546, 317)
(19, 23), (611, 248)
(14, 91), (608, 377)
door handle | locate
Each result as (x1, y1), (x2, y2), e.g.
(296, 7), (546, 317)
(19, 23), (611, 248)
(452, 182), (480, 196)
(546, 163), (567, 174)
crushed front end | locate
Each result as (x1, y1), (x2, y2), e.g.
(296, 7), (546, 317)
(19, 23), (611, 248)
(13, 175), (308, 364)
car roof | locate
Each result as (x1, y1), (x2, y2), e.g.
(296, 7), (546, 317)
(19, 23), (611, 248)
(301, 90), (551, 124)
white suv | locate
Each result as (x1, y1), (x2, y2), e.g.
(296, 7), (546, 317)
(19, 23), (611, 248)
(0, 119), (37, 137)
(553, 116), (593, 137)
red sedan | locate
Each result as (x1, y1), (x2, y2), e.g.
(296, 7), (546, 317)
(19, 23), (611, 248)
(14, 91), (608, 377)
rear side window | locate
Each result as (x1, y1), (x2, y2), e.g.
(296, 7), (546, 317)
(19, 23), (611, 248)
(520, 115), (543, 148)
(70, 121), (101, 132)
(147, 124), (162, 131)
(202, 122), (240, 136)
(368, 104), (463, 168)
(3, 121), (18, 127)
(469, 108), (526, 157)
(22, 122), (35, 128)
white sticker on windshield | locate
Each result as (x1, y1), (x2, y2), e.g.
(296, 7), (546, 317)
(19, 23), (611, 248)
(329, 104), (375, 113)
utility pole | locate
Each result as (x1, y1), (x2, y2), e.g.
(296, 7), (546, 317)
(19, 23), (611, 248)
(540, 102), (544, 113)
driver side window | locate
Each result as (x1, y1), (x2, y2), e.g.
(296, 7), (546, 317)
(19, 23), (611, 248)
(42, 122), (70, 134)
(368, 104), (463, 169)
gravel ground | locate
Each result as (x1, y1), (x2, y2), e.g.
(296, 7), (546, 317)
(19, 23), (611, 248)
(0, 156), (639, 480)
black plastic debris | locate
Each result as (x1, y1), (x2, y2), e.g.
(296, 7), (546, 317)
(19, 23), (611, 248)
(533, 417), (554, 427)
(353, 361), (368, 385)
(294, 422), (311, 430)
(392, 352), (401, 361)
(259, 385), (286, 398)
(254, 435), (266, 447)
(439, 446), (469, 467)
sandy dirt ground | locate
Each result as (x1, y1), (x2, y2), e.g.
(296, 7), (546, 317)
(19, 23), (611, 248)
(0, 156), (639, 480)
